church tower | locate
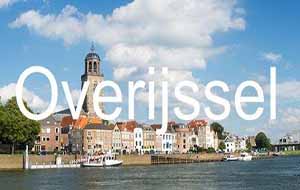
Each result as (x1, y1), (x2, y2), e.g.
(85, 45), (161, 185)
(81, 44), (104, 116)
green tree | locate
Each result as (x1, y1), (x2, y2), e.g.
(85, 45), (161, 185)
(0, 97), (40, 154)
(207, 147), (215, 153)
(246, 141), (252, 152)
(211, 122), (224, 139)
(0, 101), (6, 142)
(255, 132), (271, 151)
(219, 141), (226, 151)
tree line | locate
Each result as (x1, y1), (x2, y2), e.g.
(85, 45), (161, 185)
(0, 97), (40, 154)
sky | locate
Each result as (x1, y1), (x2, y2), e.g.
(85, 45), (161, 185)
(0, 0), (300, 142)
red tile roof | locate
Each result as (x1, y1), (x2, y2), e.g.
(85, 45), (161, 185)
(187, 119), (208, 128)
(116, 120), (137, 132)
(60, 116), (102, 129)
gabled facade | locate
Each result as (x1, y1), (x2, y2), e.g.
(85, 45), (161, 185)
(187, 120), (219, 150)
(224, 136), (236, 153)
(175, 126), (192, 154)
(112, 124), (122, 153)
(34, 115), (61, 153)
(161, 126), (176, 154)
(142, 125), (156, 153)
(134, 125), (143, 154)
(83, 124), (112, 155)
(119, 121), (136, 154)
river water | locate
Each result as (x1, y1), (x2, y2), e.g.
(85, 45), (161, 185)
(0, 156), (299, 190)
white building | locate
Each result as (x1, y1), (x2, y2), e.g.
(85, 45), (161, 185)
(235, 137), (247, 151)
(279, 134), (295, 144)
(224, 136), (236, 153)
(191, 121), (218, 150)
(161, 126), (176, 154)
(187, 120), (219, 151)
(134, 127), (143, 154)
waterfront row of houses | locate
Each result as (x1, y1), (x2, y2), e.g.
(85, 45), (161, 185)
(33, 115), (221, 155)
(224, 135), (250, 153)
(30, 46), (256, 155)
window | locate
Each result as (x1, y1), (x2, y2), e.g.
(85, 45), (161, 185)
(93, 62), (97, 73)
(88, 62), (92, 72)
(47, 138), (50, 141)
(55, 128), (59, 133)
(55, 136), (59, 141)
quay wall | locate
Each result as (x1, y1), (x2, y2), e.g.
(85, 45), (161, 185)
(0, 154), (77, 170)
(0, 154), (23, 169)
(29, 155), (76, 165)
(117, 155), (152, 165)
(0, 153), (275, 170)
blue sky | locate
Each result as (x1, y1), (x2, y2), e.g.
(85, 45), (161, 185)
(0, 0), (300, 142)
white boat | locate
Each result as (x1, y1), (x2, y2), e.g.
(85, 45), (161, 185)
(82, 153), (123, 167)
(224, 155), (239, 161)
(238, 152), (252, 161)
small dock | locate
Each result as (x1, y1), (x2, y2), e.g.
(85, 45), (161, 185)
(30, 163), (81, 169)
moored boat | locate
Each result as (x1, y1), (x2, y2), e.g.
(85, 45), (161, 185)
(224, 155), (239, 161)
(238, 152), (252, 161)
(82, 153), (123, 167)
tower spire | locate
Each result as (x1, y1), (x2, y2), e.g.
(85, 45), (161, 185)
(90, 42), (95, 52)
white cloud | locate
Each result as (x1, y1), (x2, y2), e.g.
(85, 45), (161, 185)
(0, 0), (12, 8)
(262, 52), (282, 63)
(281, 107), (300, 124)
(0, 83), (64, 113)
(135, 70), (206, 109)
(0, 0), (21, 8)
(70, 88), (81, 103)
(10, 0), (245, 80)
(113, 66), (138, 81)
(10, 5), (84, 45)
(10, 0), (246, 114)
(265, 81), (300, 100)
(0, 83), (48, 111)
(277, 81), (300, 99)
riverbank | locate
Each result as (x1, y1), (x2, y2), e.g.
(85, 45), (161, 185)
(282, 150), (300, 156)
(0, 153), (276, 170)
(0, 154), (76, 170)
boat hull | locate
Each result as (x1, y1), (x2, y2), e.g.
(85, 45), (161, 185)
(81, 160), (123, 167)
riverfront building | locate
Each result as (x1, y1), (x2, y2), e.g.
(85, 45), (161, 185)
(34, 115), (61, 153)
(175, 125), (192, 154)
(33, 46), (225, 155)
(83, 124), (113, 155)
(119, 121), (135, 154)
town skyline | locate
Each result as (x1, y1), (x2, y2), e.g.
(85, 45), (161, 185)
(0, 0), (300, 142)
